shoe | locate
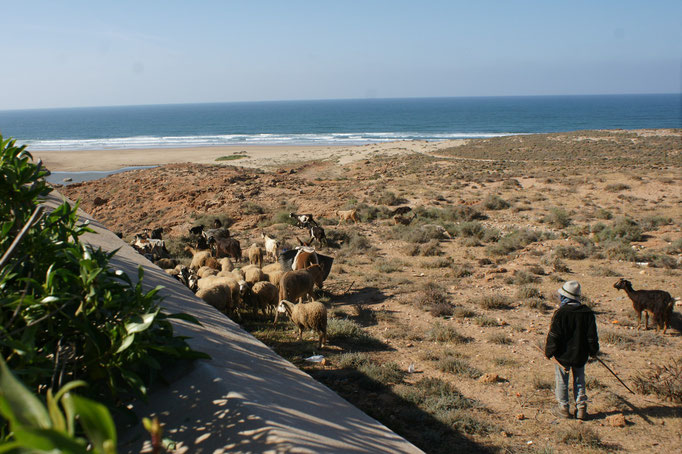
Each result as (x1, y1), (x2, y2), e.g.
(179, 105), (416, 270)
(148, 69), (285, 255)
(554, 405), (571, 419)
(576, 407), (588, 421)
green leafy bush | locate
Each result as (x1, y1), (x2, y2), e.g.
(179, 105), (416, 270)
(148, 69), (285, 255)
(0, 137), (206, 415)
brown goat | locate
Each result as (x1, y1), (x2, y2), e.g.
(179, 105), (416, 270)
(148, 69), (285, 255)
(210, 236), (242, 261)
(614, 278), (675, 334)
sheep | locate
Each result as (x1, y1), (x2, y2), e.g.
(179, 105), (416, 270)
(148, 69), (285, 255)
(197, 266), (218, 278)
(185, 246), (213, 271)
(197, 276), (241, 309)
(248, 243), (263, 268)
(218, 257), (234, 272)
(195, 282), (232, 313)
(276, 299), (327, 348)
(275, 264), (325, 325)
(155, 257), (177, 269)
(243, 265), (266, 285)
(261, 233), (279, 262)
(263, 262), (283, 274)
(614, 278), (675, 334)
(231, 268), (245, 281)
(241, 281), (279, 315)
(266, 269), (285, 288)
(210, 236), (242, 261)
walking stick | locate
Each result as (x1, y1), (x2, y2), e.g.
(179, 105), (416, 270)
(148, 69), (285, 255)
(594, 357), (635, 395)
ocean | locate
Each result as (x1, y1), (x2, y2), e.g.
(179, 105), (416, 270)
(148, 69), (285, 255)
(0, 94), (680, 151)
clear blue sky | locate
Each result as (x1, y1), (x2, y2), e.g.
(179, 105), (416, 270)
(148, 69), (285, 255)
(2, 0), (681, 109)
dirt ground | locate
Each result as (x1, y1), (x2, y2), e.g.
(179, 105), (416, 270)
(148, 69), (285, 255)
(61, 130), (682, 454)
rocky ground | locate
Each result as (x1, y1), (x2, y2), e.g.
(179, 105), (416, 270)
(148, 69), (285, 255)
(61, 130), (682, 454)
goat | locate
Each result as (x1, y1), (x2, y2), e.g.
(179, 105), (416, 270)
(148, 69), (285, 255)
(290, 213), (318, 228)
(391, 206), (412, 216)
(336, 209), (359, 224)
(150, 227), (163, 240)
(189, 225), (204, 236)
(309, 225), (327, 246)
(261, 233), (279, 262)
(209, 236), (241, 261)
(614, 278), (675, 334)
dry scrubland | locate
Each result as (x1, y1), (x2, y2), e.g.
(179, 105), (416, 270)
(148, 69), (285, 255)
(62, 130), (682, 454)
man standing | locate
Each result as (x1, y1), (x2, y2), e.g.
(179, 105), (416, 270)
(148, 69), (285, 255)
(545, 281), (600, 420)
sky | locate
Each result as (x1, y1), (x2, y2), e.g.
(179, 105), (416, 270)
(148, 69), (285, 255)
(2, 0), (681, 110)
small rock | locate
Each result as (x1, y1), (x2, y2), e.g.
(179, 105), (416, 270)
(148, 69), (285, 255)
(63, 177), (72, 182)
(500, 431), (510, 437)
(516, 413), (525, 420)
(606, 414), (626, 427)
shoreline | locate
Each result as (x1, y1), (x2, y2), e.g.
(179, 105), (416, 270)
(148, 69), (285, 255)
(31, 140), (464, 172)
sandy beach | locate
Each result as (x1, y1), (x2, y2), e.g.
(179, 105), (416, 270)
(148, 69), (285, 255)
(31, 140), (466, 172)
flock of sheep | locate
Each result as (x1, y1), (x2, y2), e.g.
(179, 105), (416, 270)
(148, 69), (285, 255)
(128, 209), (679, 349)
(130, 213), (344, 348)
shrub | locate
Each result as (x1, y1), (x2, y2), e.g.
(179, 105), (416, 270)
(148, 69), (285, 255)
(415, 282), (449, 309)
(640, 215), (672, 231)
(488, 333), (513, 345)
(545, 207), (571, 228)
(633, 358), (681, 403)
(430, 302), (454, 317)
(593, 217), (643, 243)
(242, 201), (265, 215)
(487, 229), (547, 256)
(474, 316), (498, 327)
(483, 194), (510, 210)
(0, 136), (206, 414)
(437, 357), (482, 378)
(472, 294), (513, 310)
(517, 286), (543, 300)
(426, 322), (470, 343)
(605, 183), (630, 192)
(558, 425), (604, 449)
(375, 191), (405, 206)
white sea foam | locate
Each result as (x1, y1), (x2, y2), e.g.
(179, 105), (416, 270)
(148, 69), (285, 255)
(20, 132), (521, 151)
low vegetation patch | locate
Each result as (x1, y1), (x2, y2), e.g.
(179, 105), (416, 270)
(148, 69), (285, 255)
(633, 358), (682, 403)
(427, 322), (470, 343)
(216, 154), (248, 161)
(471, 294), (513, 310)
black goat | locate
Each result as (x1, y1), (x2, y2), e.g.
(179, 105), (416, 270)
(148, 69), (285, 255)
(189, 225), (204, 236)
(150, 227), (163, 240)
(290, 212), (318, 228)
(310, 225), (327, 247)
(614, 278), (675, 334)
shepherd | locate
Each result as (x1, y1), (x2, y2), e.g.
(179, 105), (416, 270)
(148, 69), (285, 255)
(545, 281), (600, 420)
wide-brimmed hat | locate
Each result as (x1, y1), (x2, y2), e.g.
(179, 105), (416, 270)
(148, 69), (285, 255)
(558, 281), (581, 301)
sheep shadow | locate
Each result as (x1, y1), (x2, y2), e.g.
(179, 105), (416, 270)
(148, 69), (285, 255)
(331, 286), (388, 306)
(308, 368), (497, 454)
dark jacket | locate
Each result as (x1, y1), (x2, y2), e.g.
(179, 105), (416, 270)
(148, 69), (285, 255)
(545, 303), (599, 368)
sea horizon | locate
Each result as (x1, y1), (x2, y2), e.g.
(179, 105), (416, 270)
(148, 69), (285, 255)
(1, 93), (680, 151)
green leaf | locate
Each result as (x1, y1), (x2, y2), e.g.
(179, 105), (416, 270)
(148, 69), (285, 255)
(115, 334), (135, 354)
(69, 394), (117, 453)
(0, 358), (51, 429)
(125, 309), (159, 334)
(12, 427), (88, 453)
(52, 380), (87, 403)
(46, 389), (66, 432)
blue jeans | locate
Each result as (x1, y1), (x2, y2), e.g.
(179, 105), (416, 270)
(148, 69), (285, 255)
(555, 364), (587, 409)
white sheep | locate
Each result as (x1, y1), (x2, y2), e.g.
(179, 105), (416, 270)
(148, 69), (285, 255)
(277, 299), (328, 348)
(218, 257), (234, 272)
(197, 276), (241, 309)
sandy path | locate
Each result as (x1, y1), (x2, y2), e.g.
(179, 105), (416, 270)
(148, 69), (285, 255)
(31, 140), (465, 171)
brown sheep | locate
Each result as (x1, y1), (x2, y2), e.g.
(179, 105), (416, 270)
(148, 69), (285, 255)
(185, 246), (213, 271)
(198, 276), (241, 309)
(275, 264), (324, 324)
(218, 257), (234, 272)
(195, 282), (232, 313)
(242, 281), (279, 315)
(248, 243), (263, 268)
(197, 266), (218, 278)
(277, 299), (327, 348)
